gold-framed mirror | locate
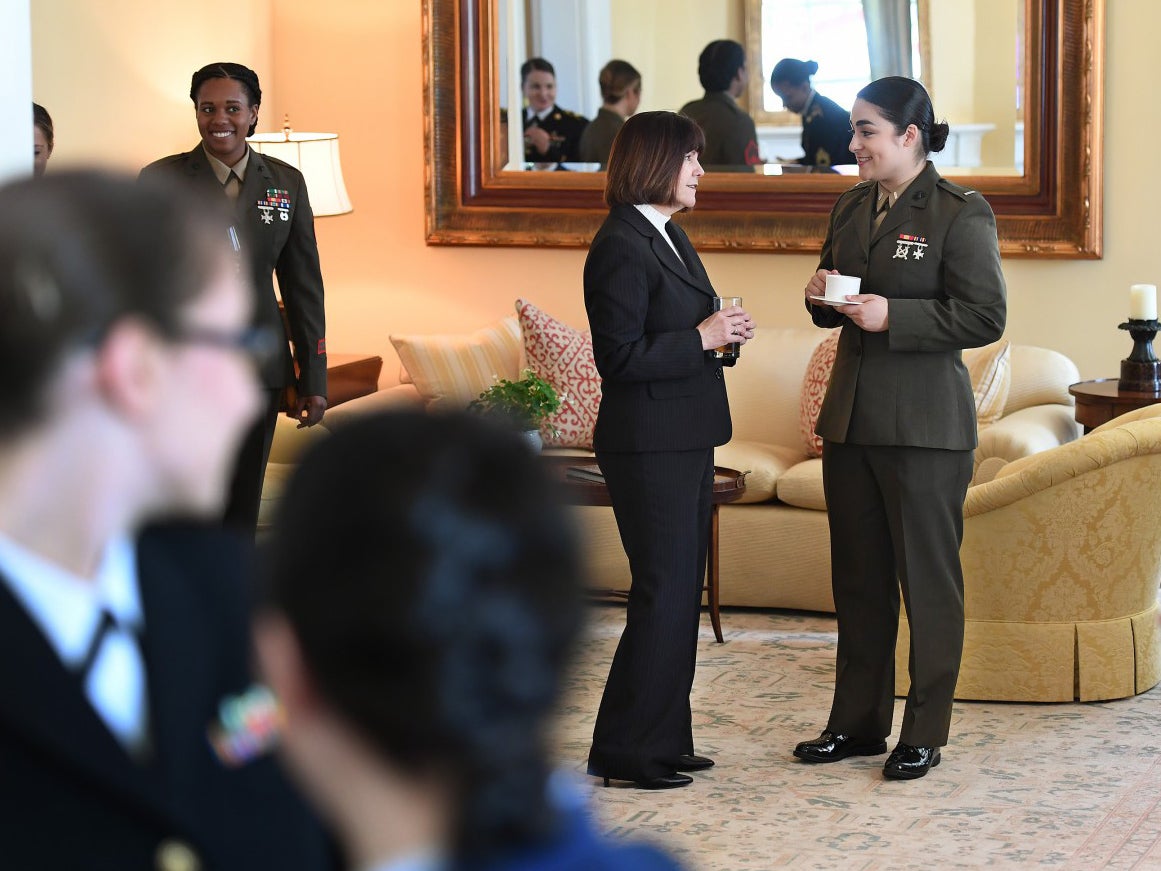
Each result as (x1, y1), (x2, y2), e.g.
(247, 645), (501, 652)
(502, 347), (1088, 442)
(424, 0), (1103, 257)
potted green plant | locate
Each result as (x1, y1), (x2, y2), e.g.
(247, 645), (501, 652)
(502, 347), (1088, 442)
(468, 369), (562, 450)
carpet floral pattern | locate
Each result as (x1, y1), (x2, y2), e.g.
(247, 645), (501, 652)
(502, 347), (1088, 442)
(551, 605), (1161, 870)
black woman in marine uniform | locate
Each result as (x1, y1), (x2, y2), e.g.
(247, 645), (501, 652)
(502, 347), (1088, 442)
(678, 40), (761, 169)
(140, 62), (327, 535)
(769, 58), (855, 169)
(521, 57), (589, 165)
(795, 77), (1006, 780)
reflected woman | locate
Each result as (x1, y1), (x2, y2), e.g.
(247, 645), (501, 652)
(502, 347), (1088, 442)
(769, 58), (854, 169)
(522, 57), (588, 165)
(584, 111), (754, 790)
(578, 60), (642, 166)
(796, 77), (1005, 780)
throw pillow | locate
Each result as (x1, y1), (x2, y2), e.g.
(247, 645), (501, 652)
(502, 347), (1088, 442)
(515, 299), (602, 448)
(798, 331), (841, 457)
(389, 315), (522, 410)
(964, 339), (1012, 426)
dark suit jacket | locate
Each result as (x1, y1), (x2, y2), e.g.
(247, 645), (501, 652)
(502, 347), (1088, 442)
(584, 205), (731, 453)
(0, 525), (332, 871)
(523, 105), (588, 164)
(140, 146), (327, 397)
(810, 161), (1007, 450)
(799, 92), (855, 167)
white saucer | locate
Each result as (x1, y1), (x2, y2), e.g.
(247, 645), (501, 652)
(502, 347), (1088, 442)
(810, 295), (864, 306)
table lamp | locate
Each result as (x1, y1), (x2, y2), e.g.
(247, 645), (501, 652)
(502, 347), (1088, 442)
(248, 117), (352, 216)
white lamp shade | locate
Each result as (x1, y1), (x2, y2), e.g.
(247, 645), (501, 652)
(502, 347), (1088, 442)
(247, 131), (352, 216)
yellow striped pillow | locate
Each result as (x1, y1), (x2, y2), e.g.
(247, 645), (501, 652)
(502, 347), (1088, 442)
(390, 316), (523, 410)
(964, 339), (1011, 426)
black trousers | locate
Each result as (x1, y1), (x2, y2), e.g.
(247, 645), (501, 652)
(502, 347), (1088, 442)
(588, 448), (714, 782)
(822, 441), (973, 747)
(223, 388), (283, 535)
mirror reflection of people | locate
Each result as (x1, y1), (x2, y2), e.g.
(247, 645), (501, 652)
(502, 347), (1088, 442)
(679, 40), (761, 168)
(0, 170), (332, 870)
(578, 59), (642, 165)
(797, 77), (1006, 781)
(769, 58), (855, 169)
(521, 57), (588, 165)
(256, 410), (684, 870)
(140, 62), (328, 535)
(32, 102), (53, 177)
(584, 111), (755, 790)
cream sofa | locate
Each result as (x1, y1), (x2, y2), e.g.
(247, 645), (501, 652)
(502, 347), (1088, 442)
(264, 321), (1082, 615)
(897, 403), (1161, 702)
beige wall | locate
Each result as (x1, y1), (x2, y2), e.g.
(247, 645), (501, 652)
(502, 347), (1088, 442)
(30, 1), (1159, 386)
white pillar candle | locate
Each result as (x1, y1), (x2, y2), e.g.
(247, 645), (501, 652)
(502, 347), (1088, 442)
(1129, 284), (1158, 321)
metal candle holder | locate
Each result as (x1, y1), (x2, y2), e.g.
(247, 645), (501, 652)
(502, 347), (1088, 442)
(1117, 318), (1161, 392)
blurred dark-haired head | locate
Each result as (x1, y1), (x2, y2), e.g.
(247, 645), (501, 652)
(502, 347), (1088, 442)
(697, 39), (746, 92)
(0, 169), (240, 441)
(520, 57), (556, 86)
(856, 76), (948, 155)
(261, 409), (586, 860)
(598, 59), (641, 105)
(605, 111), (705, 208)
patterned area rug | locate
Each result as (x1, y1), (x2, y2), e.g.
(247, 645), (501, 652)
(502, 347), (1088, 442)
(551, 604), (1161, 870)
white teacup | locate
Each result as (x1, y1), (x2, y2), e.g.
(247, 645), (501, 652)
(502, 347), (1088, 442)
(824, 274), (862, 302)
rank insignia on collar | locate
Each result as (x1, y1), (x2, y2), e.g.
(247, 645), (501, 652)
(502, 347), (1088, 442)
(893, 233), (929, 260)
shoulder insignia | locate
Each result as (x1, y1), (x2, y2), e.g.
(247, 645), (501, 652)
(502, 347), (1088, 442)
(936, 177), (976, 201)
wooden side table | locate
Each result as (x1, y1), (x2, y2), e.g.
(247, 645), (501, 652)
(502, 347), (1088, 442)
(1069, 378), (1161, 433)
(542, 456), (747, 643)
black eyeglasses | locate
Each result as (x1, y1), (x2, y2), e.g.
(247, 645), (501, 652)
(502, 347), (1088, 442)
(169, 324), (282, 370)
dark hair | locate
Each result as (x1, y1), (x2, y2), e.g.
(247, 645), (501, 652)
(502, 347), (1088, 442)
(598, 59), (641, 104)
(0, 170), (237, 441)
(520, 57), (555, 87)
(770, 57), (818, 88)
(32, 103), (54, 149)
(697, 39), (746, 92)
(605, 111), (704, 208)
(262, 410), (585, 862)
(856, 76), (949, 155)
(189, 62), (262, 137)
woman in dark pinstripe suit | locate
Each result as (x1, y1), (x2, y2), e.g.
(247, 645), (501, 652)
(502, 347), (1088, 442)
(583, 111), (755, 790)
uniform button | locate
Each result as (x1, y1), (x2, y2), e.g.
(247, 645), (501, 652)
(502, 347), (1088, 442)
(156, 839), (201, 871)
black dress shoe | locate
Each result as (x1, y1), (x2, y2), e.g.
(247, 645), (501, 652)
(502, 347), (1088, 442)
(590, 769), (694, 790)
(882, 743), (941, 780)
(664, 754), (715, 772)
(793, 730), (888, 763)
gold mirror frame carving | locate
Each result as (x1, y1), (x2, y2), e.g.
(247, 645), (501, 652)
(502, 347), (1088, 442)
(423, 0), (1103, 258)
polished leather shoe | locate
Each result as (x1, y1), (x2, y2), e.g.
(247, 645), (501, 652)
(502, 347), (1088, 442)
(882, 743), (941, 780)
(793, 730), (888, 763)
(665, 754), (715, 772)
(590, 769), (693, 790)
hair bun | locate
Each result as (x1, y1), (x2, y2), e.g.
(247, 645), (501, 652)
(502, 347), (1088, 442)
(806, 60), (819, 75)
(928, 120), (950, 154)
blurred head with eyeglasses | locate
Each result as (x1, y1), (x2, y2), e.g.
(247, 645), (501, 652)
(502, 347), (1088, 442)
(0, 169), (263, 538)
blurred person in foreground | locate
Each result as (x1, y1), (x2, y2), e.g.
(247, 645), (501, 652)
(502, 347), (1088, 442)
(583, 111), (753, 790)
(256, 410), (684, 870)
(0, 170), (332, 870)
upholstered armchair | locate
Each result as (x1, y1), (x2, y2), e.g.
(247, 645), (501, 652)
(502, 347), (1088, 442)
(897, 404), (1161, 702)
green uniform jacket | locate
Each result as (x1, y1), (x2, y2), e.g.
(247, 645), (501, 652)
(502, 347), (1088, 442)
(679, 91), (760, 167)
(810, 161), (1006, 449)
(140, 145), (327, 397)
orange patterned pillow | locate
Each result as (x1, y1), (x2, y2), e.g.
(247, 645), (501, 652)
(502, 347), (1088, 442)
(515, 299), (602, 448)
(799, 331), (841, 457)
